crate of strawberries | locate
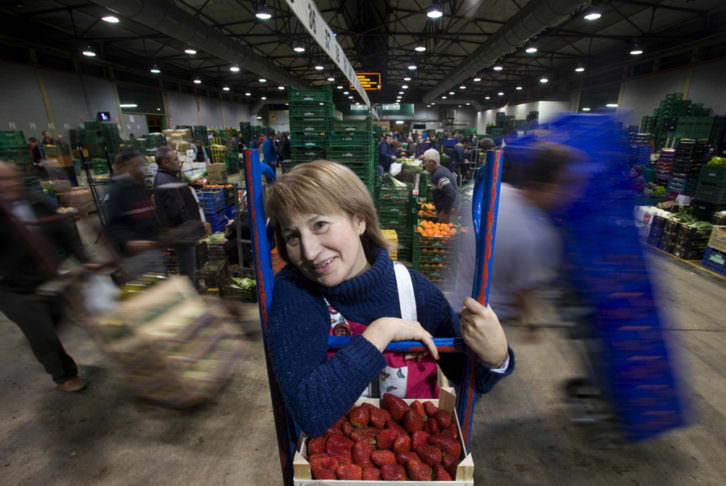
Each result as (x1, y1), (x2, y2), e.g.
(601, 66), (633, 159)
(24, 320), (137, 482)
(293, 388), (473, 485)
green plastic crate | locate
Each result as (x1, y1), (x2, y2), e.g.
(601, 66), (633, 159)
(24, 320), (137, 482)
(289, 118), (331, 134)
(288, 86), (333, 104)
(289, 103), (335, 118)
(333, 119), (373, 133)
(699, 166), (726, 187)
(329, 133), (373, 146)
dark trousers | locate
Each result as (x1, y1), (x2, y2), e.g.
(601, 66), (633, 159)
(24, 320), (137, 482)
(0, 291), (78, 383)
(174, 244), (197, 287)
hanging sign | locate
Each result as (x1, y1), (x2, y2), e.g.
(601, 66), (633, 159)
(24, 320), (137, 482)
(351, 72), (382, 91)
(285, 0), (370, 107)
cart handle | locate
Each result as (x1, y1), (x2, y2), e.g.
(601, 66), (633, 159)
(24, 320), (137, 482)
(328, 336), (465, 353)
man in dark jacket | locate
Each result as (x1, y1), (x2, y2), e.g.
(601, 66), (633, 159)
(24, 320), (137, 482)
(0, 161), (92, 392)
(378, 134), (397, 173)
(422, 148), (458, 223)
(153, 146), (202, 284)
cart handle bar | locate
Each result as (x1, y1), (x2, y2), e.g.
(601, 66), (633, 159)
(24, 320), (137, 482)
(328, 336), (465, 353)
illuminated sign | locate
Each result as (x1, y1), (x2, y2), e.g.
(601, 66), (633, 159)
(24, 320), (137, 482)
(351, 72), (382, 91)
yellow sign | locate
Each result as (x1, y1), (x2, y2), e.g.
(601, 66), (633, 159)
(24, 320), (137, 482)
(352, 72), (382, 91)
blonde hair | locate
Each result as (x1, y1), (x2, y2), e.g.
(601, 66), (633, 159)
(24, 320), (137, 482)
(265, 160), (389, 263)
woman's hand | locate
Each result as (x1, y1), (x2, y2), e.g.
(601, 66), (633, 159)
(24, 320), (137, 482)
(362, 318), (439, 360)
(460, 298), (508, 367)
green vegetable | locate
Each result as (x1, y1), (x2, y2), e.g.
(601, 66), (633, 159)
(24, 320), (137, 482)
(707, 157), (726, 167)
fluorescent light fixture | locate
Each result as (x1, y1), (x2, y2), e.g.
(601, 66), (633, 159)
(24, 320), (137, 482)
(459, 85), (466, 90)
(408, 64), (417, 70)
(525, 45), (538, 54)
(245, 92), (251, 96)
(427, 4), (443, 19)
(101, 15), (119, 24)
(493, 65), (503, 71)
(327, 77), (335, 82)
(257, 116), (263, 120)
(575, 66), (586, 72)
(193, 78), (202, 85)
(584, 10), (602, 21)
(343, 91), (349, 95)
(426, 104), (431, 108)
(255, 4), (272, 20)
(259, 78), (267, 83)
(539, 77), (549, 84)
(314, 65), (324, 71)
(223, 86), (230, 91)
(150, 66), (161, 74)
(441, 96), (447, 99)
(278, 86), (285, 90)
(402, 85), (408, 89)
(82, 48), (96, 57)
(184, 48), (197, 55)
(458, 105), (462, 108)
(498, 91), (504, 96)
(449, 91), (455, 95)
(398, 91), (404, 95)
(431, 102), (436, 105)
(404, 77), (412, 81)
(119, 103), (137, 108)
(230, 65), (240, 72)
(630, 47), (644, 56)
(582, 107), (592, 112)
(261, 96), (267, 100)
(473, 77), (481, 82)
(293, 45), (305, 53)
(465, 102), (471, 106)
(348, 96), (354, 99)
(606, 103), (618, 108)
(414, 45), (426, 52)
(156, 107), (161, 112)
(395, 120), (405, 124)
(485, 96), (491, 100)
(515, 86), (523, 91)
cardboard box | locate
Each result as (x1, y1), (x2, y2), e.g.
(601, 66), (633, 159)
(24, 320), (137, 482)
(207, 163), (228, 184)
(293, 387), (474, 485)
(57, 187), (94, 216)
(708, 225), (726, 253)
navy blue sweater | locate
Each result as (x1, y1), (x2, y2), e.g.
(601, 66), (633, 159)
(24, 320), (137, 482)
(267, 247), (514, 437)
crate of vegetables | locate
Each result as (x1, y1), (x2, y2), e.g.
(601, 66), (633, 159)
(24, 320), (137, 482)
(293, 388), (473, 485)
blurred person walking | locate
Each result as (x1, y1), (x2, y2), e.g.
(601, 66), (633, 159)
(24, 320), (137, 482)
(422, 148), (458, 223)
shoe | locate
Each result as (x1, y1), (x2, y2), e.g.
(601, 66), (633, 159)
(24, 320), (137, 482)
(57, 377), (88, 392)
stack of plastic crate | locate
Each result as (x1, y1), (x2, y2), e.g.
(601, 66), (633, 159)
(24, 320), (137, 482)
(210, 144), (227, 164)
(225, 151), (240, 174)
(655, 148), (675, 186)
(0, 129), (37, 190)
(669, 139), (709, 195)
(289, 86), (334, 168)
(328, 116), (376, 192)
(196, 187), (228, 233)
(412, 226), (458, 289)
(375, 176), (414, 261)
(694, 161), (726, 220)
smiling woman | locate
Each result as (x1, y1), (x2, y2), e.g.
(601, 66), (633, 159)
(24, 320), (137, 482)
(263, 161), (514, 438)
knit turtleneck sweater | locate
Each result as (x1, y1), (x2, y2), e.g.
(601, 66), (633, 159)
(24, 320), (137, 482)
(266, 247), (514, 437)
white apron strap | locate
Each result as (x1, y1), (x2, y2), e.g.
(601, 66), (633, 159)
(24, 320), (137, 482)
(393, 261), (417, 322)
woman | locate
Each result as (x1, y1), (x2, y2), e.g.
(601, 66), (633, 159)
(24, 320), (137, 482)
(265, 161), (513, 437)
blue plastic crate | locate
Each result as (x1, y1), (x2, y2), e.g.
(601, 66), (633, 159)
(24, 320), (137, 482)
(225, 204), (235, 220)
(702, 247), (726, 276)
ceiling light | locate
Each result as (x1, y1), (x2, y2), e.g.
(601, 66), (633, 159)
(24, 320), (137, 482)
(458, 105), (462, 108)
(293, 45), (305, 53)
(525, 45), (538, 54)
(408, 64), (417, 71)
(223, 86), (230, 91)
(485, 96), (491, 100)
(395, 120), (405, 124)
(465, 102), (471, 106)
(402, 85), (408, 89)
(473, 77), (481, 82)
(414, 45), (426, 52)
(327, 77), (335, 82)
(261, 96), (267, 100)
(582, 107), (592, 112)
(119, 103), (137, 108)
(403, 77), (411, 82)
(606, 103), (618, 108)
(515, 86), (523, 91)
(230, 65), (240, 72)
(257, 116), (263, 120)
(156, 107), (161, 112)
(426, 104), (431, 108)
(193, 78), (202, 85)
(574, 66), (586, 72)
(278, 86), (285, 90)
(82, 47), (96, 57)
(314, 65), (324, 71)
(184, 48), (197, 55)
(441, 96), (447, 99)
(449, 91), (455, 95)
(259, 78), (267, 83)
(427, 3), (443, 19)
(584, 10), (602, 21)
(150, 66), (161, 74)
(337, 85), (344, 89)
(101, 15), (119, 24)
(630, 45), (644, 56)
(343, 91), (349, 95)
(493, 65), (503, 71)
(398, 91), (404, 95)
(245, 92), (251, 96)
(539, 77), (549, 84)
(255, 3), (272, 20)
(348, 96), (354, 99)
(498, 91), (504, 96)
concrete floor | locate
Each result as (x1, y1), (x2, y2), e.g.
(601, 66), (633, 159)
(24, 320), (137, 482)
(1, 248), (725, 485)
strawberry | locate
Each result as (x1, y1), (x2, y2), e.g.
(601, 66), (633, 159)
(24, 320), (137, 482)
(360, 402), (375, 412)
(435, 464), (453, 480)
(392, 434), (411, 454)
(423, 401), (439, 417)
(442, 424), (459, 440)
(434, 410), (453, 429)
(388, 420), (407, 438)
(310, 464), (336, 480)
(428, 434), (462, 459)
(403, 409), (425, 434)
(425, 416), (440, 435)
(308, 453), (337, 471)
(411, 430), (430, 450)
(443, 451), (460, 472)
(410, 400), (427, 420)
(350, 427), (378, 444)
(362, 466), (381, 480)
(396, 451), (421, 465)
(307, 436), (326, 456)
(348, 405), (370, 428)
(382, 393), (410, 422)
(341, 420), (354, 437)
(352, 440), (373, 467)
(376, 428), (399, 450)
(326, 434), (353, 464)
(336, 463), (362, 480)
(416, 444), (442, 467)
(407, 460), (432, 481)
(380, 463), (406, 480)
(370, 406), (391, 429)
(370, 449), (397, 467)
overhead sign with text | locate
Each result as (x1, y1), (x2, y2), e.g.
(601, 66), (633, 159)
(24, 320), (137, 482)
(351, 72), (382, 91)
(285, 0), (370, 106)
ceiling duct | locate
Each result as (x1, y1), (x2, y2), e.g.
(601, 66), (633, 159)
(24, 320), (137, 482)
(88, 0), (308, 89)
(423, 0), (591, 103)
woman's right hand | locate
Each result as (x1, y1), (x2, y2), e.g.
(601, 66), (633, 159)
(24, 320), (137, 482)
(362, 318), (439, 360)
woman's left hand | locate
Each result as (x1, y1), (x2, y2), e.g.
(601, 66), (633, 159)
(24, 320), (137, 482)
(460, 297), (508, 367)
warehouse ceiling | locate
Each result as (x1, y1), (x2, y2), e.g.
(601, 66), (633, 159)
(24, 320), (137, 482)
(0, 0), (725, 110)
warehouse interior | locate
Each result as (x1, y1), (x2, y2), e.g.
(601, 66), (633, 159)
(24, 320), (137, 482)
(2, 1), (726, 485)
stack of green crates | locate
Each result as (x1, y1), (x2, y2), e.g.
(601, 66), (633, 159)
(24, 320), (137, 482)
(0, 130), (37, 189)
(412, 229), (457, 288)
(192, 126), (208, 143)
(225, 152), (240, 174)
(328, 116), (376, 191)
(146, 132), (165, 148)
(376, 176), (415, 261)
(89, 157), (110, 175)
(289, 86), (334, 167)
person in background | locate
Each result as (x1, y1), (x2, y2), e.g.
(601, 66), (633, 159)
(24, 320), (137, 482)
(263, 160), (513, 437)
(41, 130), (55, 146)
(378, 134), (396, 174)
(0, 161), (96, 392)
(452, 140), (466, 180)
(422, 148), (457, 223)
(428, 134), (441, 152)
(192, 139), (209, 163)
(262, 131), (278, 168)
(278, 132), (291, 162)
(28, 137), (46, 179)
(407, 136), (417, 157)
(415, 134), (428, 158)
(153, 146), (201, 284)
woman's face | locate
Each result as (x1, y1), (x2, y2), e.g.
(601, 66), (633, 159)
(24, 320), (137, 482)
(281, 211), (369, 287)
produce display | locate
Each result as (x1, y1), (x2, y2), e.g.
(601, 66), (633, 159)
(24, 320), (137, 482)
(417, 202), (437, 219)
(707, 156), (726, 166)
(416, 220), (458, 238)
(304, 393), (463, 481)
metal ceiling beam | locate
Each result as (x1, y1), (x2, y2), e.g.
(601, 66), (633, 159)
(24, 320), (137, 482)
(86, 0), (308, 89)
(423, 0), (591, 103)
